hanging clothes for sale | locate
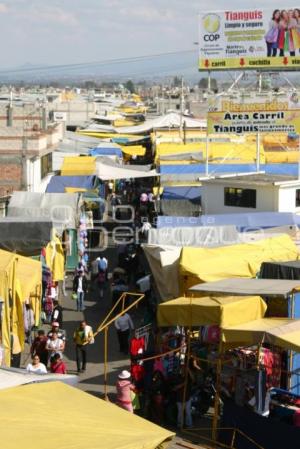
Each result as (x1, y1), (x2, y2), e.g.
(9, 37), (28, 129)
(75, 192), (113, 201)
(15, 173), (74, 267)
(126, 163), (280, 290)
(130, 337), (145, 357)
(259, 347), (282, 388)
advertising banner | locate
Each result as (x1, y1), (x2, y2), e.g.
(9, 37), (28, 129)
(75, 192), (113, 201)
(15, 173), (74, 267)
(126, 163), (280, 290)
(207, 110), (300, 134)
(199, 8), (300, 71)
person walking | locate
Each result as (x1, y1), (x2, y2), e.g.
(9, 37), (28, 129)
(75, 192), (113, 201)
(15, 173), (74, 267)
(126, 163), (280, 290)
(26, 355), (47, 374)
(172, 368), (193, 429)
(116, 370), (135, 413)
(114, 312), (134, 354)
(23, 301), (35, 344)
(31, 330), (48, 366)
(73, 270), (88, 312)
(46, 331), (65, 363)
(47, 322), (66, 343)
(73, 320), (94, 374)
(50, 353), (67, 374)
(51, 300), (63, 328)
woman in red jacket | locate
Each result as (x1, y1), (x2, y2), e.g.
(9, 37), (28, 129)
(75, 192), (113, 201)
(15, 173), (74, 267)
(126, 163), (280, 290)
(50, 353), (67, 374)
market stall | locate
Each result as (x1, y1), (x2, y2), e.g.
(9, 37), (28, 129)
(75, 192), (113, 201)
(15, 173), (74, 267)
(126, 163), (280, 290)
(0, 249), (42, 366)
(218, 318), (300, 449)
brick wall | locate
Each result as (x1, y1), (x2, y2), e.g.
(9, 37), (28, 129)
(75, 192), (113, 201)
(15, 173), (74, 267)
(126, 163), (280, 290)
(0, 159), (22, 195)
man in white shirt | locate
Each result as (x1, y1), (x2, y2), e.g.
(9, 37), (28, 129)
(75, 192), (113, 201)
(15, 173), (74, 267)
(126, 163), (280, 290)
(114, 312), (134, 354)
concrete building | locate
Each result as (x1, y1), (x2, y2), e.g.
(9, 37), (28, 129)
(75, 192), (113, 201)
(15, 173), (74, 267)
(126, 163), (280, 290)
(49, 99), (98, 127)
(202, 174), (300, 215)
(0, 98), (63, 196)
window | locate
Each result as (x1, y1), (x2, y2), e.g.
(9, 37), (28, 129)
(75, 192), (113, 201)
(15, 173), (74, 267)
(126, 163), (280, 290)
(224, 187), (256, 208)
(41, 152), (52, 179)
(296, 189), (300, 207)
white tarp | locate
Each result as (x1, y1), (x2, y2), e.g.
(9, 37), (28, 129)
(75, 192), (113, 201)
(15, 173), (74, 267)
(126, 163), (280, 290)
(148, 225), (239, 247)
(7, 192), (82, 230)
(0, 367), (78, 390)
(142, 245), (181, 300)
(116, 112), (207, 135)
(96, 159), (159, 180)
(189, 278), (300, 297)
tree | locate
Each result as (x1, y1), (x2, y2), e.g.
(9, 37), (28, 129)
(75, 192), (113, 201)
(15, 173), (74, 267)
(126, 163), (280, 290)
(124, 80), (135, 93)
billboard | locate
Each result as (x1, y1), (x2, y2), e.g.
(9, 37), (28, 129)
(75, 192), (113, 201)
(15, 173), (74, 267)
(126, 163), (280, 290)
(199, 8), (300, 70)
(207, 93), (300, 134)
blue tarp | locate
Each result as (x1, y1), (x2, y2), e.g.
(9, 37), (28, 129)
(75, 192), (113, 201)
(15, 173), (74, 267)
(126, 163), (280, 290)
(159, 164), (299, 176)
(46, 175), (97, 193)
(157, 212), (300, 231)
(162, 186), (202, 201)
(89, 147), (123, 157)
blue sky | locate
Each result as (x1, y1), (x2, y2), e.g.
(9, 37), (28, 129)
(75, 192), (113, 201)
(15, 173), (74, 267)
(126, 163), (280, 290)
(1, 0), (278, 67)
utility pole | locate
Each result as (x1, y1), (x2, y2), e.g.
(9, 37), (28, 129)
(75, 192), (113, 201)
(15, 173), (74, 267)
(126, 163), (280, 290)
(180, 77), (184, 140)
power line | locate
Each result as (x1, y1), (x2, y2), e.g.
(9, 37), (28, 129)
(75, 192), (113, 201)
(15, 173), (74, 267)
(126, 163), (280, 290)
(0, 49), (197, 75)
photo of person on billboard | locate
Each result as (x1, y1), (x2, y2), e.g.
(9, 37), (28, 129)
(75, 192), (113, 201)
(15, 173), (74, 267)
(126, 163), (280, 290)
(266, 8), (300, 57)
(265, 9), (280, 57)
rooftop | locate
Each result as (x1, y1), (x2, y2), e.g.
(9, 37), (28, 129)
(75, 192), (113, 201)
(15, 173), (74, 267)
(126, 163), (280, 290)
(202, 173), (298, 187)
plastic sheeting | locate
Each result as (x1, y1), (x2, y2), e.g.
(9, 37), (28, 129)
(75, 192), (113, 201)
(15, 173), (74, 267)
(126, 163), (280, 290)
(222, 318), (300, 353)
(157, 295), (267, 327)
(162, 186), (202, 201)
(0, 368), (78, 390)
(180, 235), (299, 290)
(159, 163), (299, 177)
(157, 212), (300, 231)
(147, 226), (239, 247)
(89, 147), (123, 157)
(190, 278), (300, 297)
(96, 159), (159, 180)
(0, 382), (174, 449)
(7, 192), (82, 231)
(114, 112), (206, 135)
(0, 218), (52, 256)
(46, 176), (97, 193)
(61, 156), (96, 175)
(143, 245), (181, 300)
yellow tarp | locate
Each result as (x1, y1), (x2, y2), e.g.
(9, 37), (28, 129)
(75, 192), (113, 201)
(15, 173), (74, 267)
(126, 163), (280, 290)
(45, 235), (65, 282)
(64, 187), (87, 193)
(222, 318), (300, 353)
(180, 235), (299, 291)
(121, 145), (146, 156)
(0, 250), (42, 365)
(157, 295), (267, 328)
(61, 156), (96, 176)
(156, 142), (265, 164)
(264, 151), (300, 163)
(0, 382), (174, 449)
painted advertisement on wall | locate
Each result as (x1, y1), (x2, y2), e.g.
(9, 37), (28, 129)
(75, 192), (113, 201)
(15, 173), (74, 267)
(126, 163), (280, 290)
(199, 8), (300, 70)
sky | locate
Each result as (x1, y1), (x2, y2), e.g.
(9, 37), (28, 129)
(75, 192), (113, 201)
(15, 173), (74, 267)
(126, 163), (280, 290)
(0, 0), (278, 68)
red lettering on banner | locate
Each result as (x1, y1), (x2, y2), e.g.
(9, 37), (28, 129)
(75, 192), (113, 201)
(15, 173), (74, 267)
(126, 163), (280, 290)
(225, 10), (263, 21)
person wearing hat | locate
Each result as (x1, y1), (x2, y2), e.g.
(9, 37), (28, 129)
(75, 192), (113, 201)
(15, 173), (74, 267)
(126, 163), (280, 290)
(116, 370), (135, 413)
(47, 322), (66, 343)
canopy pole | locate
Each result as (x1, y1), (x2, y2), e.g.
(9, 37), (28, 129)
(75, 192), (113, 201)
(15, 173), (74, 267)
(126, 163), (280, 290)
(212, 340), (223, 442)
(104, 326), (108, 401)
(181, 297), (192, 430)
(288, 292), (296, 390)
